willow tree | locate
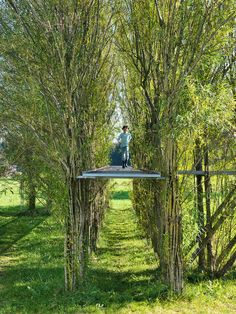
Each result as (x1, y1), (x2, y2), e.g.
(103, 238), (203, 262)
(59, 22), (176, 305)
(179, 13), (236, 275)
(0, 0), (115, 290)
(116, 0), (234, 292)
(185, 76), (236, 276)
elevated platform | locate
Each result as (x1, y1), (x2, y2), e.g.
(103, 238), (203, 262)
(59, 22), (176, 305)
(77, 166), (236, 180)
(77, 166), (164, 179)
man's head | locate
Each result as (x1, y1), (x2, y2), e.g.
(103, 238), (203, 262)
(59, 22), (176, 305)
(122, 125), (129, 133)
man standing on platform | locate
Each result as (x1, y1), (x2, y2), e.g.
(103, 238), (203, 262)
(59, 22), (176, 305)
(117, 125), (132, 169)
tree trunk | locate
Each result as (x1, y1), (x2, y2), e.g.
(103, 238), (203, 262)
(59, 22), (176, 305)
(78, 179), (91, 281)
(64, 175), (92, 291)
(45, 198), (52, 215)
(25, 148), (36, 212)
(191, 198), (236, 263)
(215, 234), (236, 269)
(64, 169), (107, 291)
(215, 250), (236, 278)
(204, 145), (214, 275)
(64, 176), (80, 291)
(195, 138), (206, 270)
(153, 180), (167, 270)
(163, 138), (183, 293)
(28, 183), (36, 211)
(187, 185), (236, 254)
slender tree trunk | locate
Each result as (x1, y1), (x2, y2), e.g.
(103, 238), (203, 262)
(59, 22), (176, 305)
(190, 198), (236, 263)
(153, 180), (167, 269)
(25, 149), (36, 212)
(45, 198), (52, 215)
(215, 234), (236, 270)
(64, 164), (107, 290)
(149, 121), (168, 272)
(64, 176), (91, 291)
(204, 145), (214, 274)
(215, 251), (236, 278)
(163, 137), (183, 293)
(187, 185), (236, 254)
(90, 203), (99, 253)
(64, 176), (80, 291)
(28, 183), (36, 211)
(195, 138), (206, 270)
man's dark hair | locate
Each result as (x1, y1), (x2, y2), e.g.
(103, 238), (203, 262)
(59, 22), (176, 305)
(122, 125), (129, 130)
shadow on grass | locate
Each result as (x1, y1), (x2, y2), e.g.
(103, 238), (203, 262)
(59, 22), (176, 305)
(82, 267), (168, 306)
(0, 205), (50, 217)
(0, 205), (49, 254)
(111, 191), (130, 200)
(1, 262), (235, 314)
(0, 205), (26, 217)
(186, 267), (236, 283)
(1, 264), (168, 313)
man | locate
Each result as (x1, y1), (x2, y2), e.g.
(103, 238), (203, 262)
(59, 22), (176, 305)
(117, 125), (132, 168)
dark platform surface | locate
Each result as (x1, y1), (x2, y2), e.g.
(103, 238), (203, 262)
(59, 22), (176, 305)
(77, 166), (163, 179)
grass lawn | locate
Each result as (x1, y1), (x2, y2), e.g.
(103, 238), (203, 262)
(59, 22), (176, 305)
(0, 179), (235, 314)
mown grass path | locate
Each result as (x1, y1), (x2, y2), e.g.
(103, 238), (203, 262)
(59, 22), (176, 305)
(85, 180), (162, 310)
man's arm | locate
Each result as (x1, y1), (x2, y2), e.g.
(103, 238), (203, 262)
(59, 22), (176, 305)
(117, 133), (121, 143)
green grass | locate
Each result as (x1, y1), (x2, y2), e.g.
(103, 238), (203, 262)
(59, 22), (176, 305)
(0, 179), (49, 254)
(0, 179), (235, 314)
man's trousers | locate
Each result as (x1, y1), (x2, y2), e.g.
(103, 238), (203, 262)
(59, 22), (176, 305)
(121, 146), (129, 162)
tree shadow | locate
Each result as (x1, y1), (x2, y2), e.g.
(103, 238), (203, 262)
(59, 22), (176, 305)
(111, 191), (130, 200)
(0, 205), (26, 217)
(0, 205), (48, 254)
(82, 267), (168, 306)
(0, 264), (168, 313)
(1, 259), (235, 313)
(186, 267), (236, 283)
(0, 205), (49, 218)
